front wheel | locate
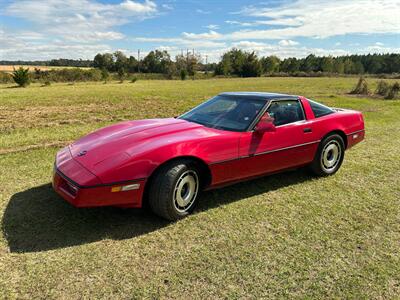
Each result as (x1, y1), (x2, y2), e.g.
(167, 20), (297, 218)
(148, 160), (200, 221)
(310, 134), (345, 176)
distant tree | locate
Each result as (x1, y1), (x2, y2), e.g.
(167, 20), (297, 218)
(300, 54), (318, 72)
(174, 54), (186, 71)
(261, 55), (280, 73)
(127, 56), (138, 73)
(180, 69), (187, 80)
(354, 61), (365, 74)
(333, 59), (345, 74)
(186, 53), (201, 77)
(142, 50), (172, 74)
(281, 57), (300, 73)
(228, 48), (246, 75)
(242, 52), (262, 77)
(344, 58), (356, 74)
(214, 55), (232, 76)
(117, 67), (125, 83)
(320, 56), (334, 73)
(367, 60), (382, 74)
(93, 53), (114, 71)
(114, 51), (128, 74)
(93, 53), (105, 69)
(215, 49), (261, 77)
(12, 67), (30, 87)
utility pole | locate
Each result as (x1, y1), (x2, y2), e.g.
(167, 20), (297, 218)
(137, 49), (140, 73)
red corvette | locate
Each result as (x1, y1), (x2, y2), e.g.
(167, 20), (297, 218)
(53, 92), (364, 220)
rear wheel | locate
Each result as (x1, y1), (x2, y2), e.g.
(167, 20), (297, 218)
(311, 134), (345, 176)
(149, 160), (200, 221)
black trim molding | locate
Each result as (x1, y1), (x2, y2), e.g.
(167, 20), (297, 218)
(56, 168), (146, 189)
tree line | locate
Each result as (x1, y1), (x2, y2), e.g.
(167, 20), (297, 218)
(2, 49), (400, 78)
(0, 58), (92, 68)
(215, 50), (400, 76)
(93, 50), (207, 79)
(93, 50), (400, 77)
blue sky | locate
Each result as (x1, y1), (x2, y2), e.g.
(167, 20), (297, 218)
(1, 0), (399, 61)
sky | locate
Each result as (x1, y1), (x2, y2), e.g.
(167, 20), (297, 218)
(1, 0), (400, 62)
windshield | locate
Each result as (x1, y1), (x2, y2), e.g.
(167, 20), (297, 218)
(179, 95), (266, 131)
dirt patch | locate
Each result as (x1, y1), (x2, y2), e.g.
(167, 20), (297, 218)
(0, 141), (72, 155)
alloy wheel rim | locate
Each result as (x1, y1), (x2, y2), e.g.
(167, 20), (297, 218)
(321, 140), (341, 172)
(173, 170), (199, 213)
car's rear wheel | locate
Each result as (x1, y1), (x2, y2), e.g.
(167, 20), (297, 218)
(311, 134), (345, 176)
(149, 159), (200, 221)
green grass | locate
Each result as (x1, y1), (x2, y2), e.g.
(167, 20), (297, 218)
(0, 77), (399, 298)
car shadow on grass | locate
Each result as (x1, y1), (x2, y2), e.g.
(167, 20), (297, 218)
(3, 169), (313, 253)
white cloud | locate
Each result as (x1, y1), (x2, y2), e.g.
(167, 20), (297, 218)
(0, 30), (112, 60)
(182, 30), (222, 40)
(161, 4), (173, 10)
(133, 36), (226, 49)
(232, 0), (400, 40)
(278, 40), (299, 46)
(205, 24), (219, 30)
(375, 42), (384, 46)
(120, 0), (157, 13)
(196, 9), (210, 14)
(225, 20), (253, 27)
(230, 40), (347, 58)
(4, 0), (158, 43)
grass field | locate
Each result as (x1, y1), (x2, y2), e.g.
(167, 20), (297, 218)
(0, 77), (399, 298)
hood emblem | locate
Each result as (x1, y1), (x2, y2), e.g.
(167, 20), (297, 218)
(78, 150), (87, 157)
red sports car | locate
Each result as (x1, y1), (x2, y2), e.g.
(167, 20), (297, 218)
(53, 92), (365, 220)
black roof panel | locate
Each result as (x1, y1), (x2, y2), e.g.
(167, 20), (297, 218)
(218, 92), (298, 101)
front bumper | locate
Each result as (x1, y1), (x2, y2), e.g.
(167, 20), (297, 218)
(52, 147), (146, 208)
(52, 169), (145, 208)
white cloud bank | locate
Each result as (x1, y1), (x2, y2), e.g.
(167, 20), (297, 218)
(229, 0), (400, 40)
(1, 0), (159, 59)
(1, 0), (400, 61)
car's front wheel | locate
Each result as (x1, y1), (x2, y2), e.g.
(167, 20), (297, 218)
(311, 134), (345, 176)
(149, 159), (200, 221)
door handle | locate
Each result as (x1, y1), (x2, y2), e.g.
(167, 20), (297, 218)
(303, 128), (312, 133)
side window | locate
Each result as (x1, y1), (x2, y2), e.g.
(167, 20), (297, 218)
(308, 99), (334, 118)
(267, 100), (305, 126)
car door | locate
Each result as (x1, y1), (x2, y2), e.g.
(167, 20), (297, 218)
(238, 99), (318, 178)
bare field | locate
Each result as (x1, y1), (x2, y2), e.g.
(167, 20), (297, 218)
(0, 65), (92, 72)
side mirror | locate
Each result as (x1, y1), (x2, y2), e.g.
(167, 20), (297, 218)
(255, 113), (276, 133)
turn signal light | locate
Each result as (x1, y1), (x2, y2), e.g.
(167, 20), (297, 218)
(111, 183), (140, 192)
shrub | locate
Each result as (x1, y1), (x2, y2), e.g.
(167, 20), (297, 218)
(375, 80), (390, 96)
(101, 68), (109, 83)
(117, 68), (125, 83)
(180, 69), (187, 80)
(12, 67), (30, 87)
(43, 80), (51, 86)
(350, 77), (369, 95)
(0, 72), (13, 84)
(385, 82), (400, 100)
(131, 77), (137, 83)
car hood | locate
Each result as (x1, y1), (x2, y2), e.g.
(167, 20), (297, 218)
(69, 118), (206, 173)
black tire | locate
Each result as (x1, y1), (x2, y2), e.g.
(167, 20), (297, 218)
(310, 134), (345, 176)
(148, 159), (200, 221)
